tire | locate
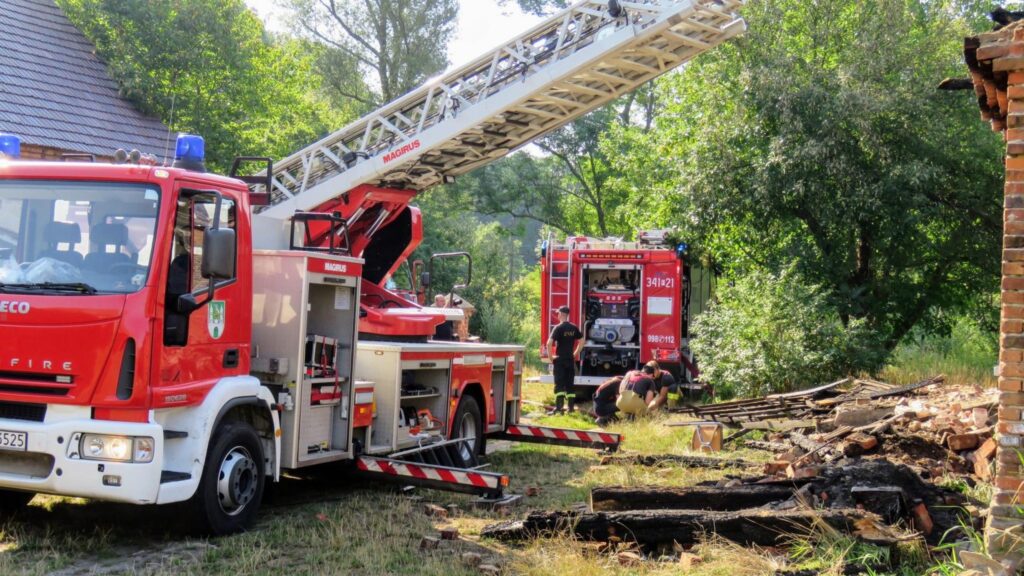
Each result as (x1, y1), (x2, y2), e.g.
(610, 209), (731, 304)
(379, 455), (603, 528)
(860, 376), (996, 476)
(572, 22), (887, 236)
(192, 420), (265, 535)
(453, 395), (485, 459)
(0, 489), (34, 513)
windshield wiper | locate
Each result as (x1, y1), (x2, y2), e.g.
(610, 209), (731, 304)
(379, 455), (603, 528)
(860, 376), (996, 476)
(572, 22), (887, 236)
(0, 282), (98, 294)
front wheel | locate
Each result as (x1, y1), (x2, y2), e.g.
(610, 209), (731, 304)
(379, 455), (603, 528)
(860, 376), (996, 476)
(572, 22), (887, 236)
(192, 421), (265, 535)
(453, 395), (484, 460)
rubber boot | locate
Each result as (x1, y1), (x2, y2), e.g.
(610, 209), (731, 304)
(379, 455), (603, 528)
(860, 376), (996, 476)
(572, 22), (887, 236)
(548, 393), (565, 415)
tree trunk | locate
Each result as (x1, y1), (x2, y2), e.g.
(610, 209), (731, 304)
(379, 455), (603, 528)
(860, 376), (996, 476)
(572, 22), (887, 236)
(481, 508), (881, 546)
(590, 484), (796, 511)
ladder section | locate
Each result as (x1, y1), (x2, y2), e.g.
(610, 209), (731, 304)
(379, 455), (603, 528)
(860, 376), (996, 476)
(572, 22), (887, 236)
(259, 0), (746, 220)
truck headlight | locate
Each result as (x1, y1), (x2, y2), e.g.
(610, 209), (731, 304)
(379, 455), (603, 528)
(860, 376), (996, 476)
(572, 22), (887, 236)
(79, 434), (154, 463)
(133, 437), (154, 463)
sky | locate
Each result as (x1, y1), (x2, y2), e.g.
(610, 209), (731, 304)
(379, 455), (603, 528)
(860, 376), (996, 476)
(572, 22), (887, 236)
(244, 0), (545, 69)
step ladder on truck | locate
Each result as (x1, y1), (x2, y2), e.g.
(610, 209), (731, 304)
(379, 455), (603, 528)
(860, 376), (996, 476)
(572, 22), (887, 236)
(0, 0), (745, 533)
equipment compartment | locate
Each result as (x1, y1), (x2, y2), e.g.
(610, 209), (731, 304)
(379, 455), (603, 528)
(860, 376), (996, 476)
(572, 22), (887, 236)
(251, 250), (361, 467)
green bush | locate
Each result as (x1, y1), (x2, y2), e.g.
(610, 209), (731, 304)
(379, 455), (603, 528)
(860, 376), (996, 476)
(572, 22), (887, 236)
(691, 268), (884, 398)
(474, 267), (543, 369)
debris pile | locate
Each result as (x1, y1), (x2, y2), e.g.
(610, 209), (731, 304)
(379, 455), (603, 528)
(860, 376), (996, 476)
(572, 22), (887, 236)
(482, 375), (997, 568)
(738, 377), (999, 484)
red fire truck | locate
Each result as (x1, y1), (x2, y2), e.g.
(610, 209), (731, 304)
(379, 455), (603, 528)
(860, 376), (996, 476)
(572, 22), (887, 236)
(0, 0), (744, 533)
(540, 230), (714, 389)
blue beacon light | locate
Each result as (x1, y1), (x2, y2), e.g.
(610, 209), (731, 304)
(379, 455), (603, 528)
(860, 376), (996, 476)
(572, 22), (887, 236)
(0, 133), (21, 159)
(173, 134), (206, 171)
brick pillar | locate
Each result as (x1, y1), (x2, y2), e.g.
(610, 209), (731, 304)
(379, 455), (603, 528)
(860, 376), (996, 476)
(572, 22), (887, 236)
(971, 24), (1024, 564)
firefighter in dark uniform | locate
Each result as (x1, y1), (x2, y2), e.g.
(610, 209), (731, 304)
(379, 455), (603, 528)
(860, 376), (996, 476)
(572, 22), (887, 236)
(547, 305), (583, 414)
(591, 375), (622, 426)
(647, 361), (677, 412)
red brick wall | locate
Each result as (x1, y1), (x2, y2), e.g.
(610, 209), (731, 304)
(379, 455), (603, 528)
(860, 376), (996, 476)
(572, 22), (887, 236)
(968, 24), (1024, 563)
(18, 143), (112, 163)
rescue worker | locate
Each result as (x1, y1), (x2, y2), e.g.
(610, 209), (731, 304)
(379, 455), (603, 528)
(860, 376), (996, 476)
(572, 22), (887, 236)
(647, 361), (677, 412)
(591, 375), (622, 426)
(432, 293), (456, 341)
(546, 305), (583, 414)
(615, 364), (657, 418)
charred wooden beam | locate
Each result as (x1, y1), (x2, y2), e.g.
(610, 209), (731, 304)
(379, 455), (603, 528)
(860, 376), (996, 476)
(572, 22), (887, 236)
(590, 484), (796, 511)
(937, 78), (974, 91)
(599, 453), (755, 469)
(992, 7), (1024, 29)
(481, 508), (883, 546)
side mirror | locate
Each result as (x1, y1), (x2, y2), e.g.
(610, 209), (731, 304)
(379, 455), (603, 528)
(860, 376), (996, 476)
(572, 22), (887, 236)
(420, 271), (431, 289)
(201, 228), (236, 280)
(175, 188), (234, 316)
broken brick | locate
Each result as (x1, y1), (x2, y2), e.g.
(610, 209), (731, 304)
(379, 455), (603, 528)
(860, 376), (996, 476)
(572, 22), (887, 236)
(423, 503), (448, 519)
(946, 433), (981, 452)
(910, 501), (933, 536)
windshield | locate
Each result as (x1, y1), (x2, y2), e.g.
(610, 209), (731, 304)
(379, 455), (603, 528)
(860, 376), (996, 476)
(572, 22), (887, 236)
(0, 180), (160, 294)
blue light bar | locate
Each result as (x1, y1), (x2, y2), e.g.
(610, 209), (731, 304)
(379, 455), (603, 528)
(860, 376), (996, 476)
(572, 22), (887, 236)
(675, 242), (689, 256)
(0, 133), (21, 159)
(174, 134), (205, 163)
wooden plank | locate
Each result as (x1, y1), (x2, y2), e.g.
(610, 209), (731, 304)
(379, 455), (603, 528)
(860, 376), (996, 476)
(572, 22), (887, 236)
(590, 484), (795, 511)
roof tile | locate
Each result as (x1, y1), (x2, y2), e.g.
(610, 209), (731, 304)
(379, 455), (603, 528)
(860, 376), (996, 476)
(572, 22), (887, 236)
(0, 0), (171, 159)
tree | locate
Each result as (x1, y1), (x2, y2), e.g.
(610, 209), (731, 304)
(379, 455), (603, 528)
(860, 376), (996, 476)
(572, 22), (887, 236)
(607, 0), (1004, 350)
(691, 267), (884, 398)
(465, 101), (654, 238)
(498, 0), (568, 16)
(286, 0), (458, 105)
(58, 0), (344, 171)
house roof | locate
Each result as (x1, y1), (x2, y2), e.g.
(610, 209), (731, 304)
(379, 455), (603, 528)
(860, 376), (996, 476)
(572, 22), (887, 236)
(0, 0), (171, 159)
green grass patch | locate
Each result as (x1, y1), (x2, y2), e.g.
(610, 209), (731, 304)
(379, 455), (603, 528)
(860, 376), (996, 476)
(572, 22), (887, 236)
(882, 318), (997, 388)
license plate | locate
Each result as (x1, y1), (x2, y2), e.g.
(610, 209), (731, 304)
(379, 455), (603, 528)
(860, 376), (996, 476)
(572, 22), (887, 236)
(0, 430), (27, 451)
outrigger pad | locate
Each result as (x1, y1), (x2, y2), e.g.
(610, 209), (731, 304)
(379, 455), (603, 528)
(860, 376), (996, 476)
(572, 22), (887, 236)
(470, 494), (523, 511)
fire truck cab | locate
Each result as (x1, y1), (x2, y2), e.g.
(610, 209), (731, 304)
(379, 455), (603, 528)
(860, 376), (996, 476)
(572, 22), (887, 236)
(0, 137), (278, 533)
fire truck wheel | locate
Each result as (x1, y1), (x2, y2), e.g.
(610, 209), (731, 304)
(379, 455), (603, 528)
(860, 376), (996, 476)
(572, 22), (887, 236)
(193, 420), (265, 535)
(453, 396), (485, 459)
(0, 489), (34, 512)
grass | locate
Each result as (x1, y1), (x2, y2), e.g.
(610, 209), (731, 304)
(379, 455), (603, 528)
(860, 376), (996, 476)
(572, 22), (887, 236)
(0, 371), (989, 575)
(881, 318), (998, 388)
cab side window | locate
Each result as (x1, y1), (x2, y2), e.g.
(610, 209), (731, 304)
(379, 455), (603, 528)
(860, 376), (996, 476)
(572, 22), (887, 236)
(164, 195), (236, 346)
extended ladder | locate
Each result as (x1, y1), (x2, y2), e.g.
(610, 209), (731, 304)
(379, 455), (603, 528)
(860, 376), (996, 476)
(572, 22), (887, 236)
(256, 0), (746, 224)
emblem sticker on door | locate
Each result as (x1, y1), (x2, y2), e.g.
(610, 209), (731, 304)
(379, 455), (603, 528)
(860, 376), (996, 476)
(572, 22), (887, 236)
(208, 300), (226, 339)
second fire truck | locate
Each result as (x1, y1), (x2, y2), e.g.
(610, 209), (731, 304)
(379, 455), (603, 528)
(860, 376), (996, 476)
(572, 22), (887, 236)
(540, 230), (714, 392)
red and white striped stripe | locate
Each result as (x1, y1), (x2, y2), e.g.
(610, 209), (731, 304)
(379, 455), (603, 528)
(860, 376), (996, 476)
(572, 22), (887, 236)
(504, 425), (620, 446)
(356, 456), (503, 490)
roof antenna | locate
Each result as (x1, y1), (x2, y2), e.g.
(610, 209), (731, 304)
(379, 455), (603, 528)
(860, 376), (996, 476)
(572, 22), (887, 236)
(161, 88), (178, 166)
